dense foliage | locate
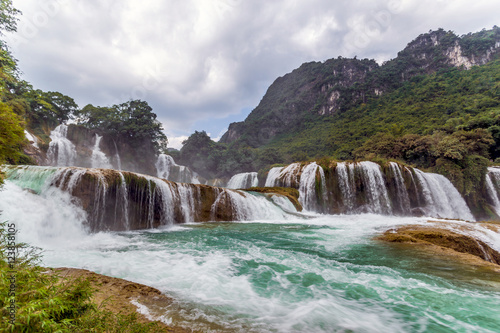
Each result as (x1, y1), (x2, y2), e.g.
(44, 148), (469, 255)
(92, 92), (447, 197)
(76, 100), (168, 151)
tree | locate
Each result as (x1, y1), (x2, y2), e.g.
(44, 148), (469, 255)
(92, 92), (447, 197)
(0, 100), (24, 164)
(0, 0), (20, 37)
(179, 131), (222, 178)
(76, 100), (168, 152)
(42, 91), (78, 122)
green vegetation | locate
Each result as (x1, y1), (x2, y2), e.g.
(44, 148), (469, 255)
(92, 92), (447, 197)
(0, 222), (163, 332)
(76, 100), (168, 151)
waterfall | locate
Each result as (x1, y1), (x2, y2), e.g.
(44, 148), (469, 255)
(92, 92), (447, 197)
(262, 160), (473, 220)
(413, 169), (474, 220)
(264, 167), (284, 187)
(113, 140), (122, 170)
(299, 162), (326, 211)
(24, 130), (39, 148)
(226, 172), (259, 189)
(117, 172), (130, 229)
(280, 163), (301, 187)
(486, 167), (500, 216)
(389, 162), (411, 214)
(156, 154), (174, 179)
(211, 189), (295, 221)
(356, 161), (391, 214)
(2, 165), (298, 232)
(91, 134), (113, 169)
(155, 154), (201, 184)
(337, 162), (355, 211)
(47, 124), (77, 166)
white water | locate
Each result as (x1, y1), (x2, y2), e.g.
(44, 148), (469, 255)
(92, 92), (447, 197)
(358, 161), (392, 214)
(486, 167), (500, 216)
(117, 172), (130, 230)
(24, 130), (39, 148)
(226, 172), (259, 189)
(298, 162), (326, 211)
(113, 140), (122, 170)
(264, 167), (284, 187)
(389, 162), (411, 214)
(155, 154), (201, 184)
(336, 162), (356, 211)
(1, 180), (499, 333)
(47, 124), (77, 166)
(211, 189), (297, 221)
(91, 134), (113, 169)
(413, 169), (475, 221)
(280, 163), (301, 187)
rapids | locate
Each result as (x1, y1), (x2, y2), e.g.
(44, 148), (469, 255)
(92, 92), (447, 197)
(1, 174), (500, 332)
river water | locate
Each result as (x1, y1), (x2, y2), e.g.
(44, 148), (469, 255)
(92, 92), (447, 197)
(1, 180), (500, 332)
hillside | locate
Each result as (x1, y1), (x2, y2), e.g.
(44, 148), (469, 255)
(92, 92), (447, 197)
(219, 28), (500, 157)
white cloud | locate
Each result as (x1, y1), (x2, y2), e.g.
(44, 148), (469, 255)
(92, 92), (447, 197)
(6, 0), (500, 141)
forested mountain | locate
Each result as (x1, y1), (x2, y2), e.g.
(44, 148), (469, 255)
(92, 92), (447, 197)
(220, 28), (500, 150)
(176, 27), (500, 181)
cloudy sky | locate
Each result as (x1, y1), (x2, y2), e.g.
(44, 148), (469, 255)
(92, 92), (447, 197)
(6, 0), (500, 148)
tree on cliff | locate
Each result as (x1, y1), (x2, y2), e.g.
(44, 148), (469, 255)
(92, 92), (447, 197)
(76, 100), (168, 152)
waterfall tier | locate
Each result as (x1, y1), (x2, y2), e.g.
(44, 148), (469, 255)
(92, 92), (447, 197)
(3, 165), (297, 232)
(155, 154), (201, 184)
(264, 161), (475, 220)
(226, 172), (259, 189)
(47, 124), (77, 167)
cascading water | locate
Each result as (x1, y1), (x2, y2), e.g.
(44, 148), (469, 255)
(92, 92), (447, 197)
(91, 134), (113, 169)
(265, 160), (474, 220)
(47, 124), (77, 166)
(113, 140), (122, 170)
(264, 166), (284, 187)
(2, 165), (298, 231)
(357, 161), (392, 215)
(389, 162), (411, 215)
(486, 167), (500, 216)
(413, 169), (474, 221)
(226, 172), (259, 189)
(336, 162), (356, 211)
(24, 130), (39, 148)
(280, 163), (301, 187)
(155, 154), (201, 184)
(211, 189), (295, 221)
(298, 162), (326, 211)
(1, 181), (499, 332)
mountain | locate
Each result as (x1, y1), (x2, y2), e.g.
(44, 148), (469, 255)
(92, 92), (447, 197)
(219, 28), (500, 152)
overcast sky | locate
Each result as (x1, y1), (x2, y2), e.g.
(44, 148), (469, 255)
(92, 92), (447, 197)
(6, 0), (500, 148)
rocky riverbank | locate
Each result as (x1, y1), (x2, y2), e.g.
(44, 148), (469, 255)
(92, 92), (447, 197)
(377, 221), (500, 271)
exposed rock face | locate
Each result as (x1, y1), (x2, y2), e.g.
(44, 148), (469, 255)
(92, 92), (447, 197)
(220, 58), (378, 146)
(220, 28), (500, 147)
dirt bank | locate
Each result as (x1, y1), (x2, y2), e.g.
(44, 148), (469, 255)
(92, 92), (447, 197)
(53, 268), (192, 332)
